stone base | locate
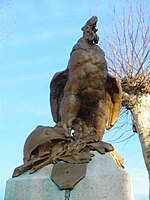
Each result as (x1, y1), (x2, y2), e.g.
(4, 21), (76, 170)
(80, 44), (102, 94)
(5, 152), (134, 200)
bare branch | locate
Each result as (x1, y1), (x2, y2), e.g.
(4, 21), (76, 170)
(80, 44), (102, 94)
(101, 2), (150, 80)
(0, 0), (12, 15)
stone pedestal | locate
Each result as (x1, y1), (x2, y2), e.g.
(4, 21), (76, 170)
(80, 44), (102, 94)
(5, 152), (134, 200)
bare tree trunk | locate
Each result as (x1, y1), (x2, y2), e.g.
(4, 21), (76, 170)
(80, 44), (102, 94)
(98, 1), (150, 195)
(131, 94), (150, 195)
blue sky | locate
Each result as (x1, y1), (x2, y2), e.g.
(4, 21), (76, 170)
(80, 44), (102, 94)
(0, 0), (149, 199)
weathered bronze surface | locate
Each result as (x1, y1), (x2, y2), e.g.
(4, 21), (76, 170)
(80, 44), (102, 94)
(51, 163), (87, 190)
(12, 16), (122, 178)
(50, 16), (122, 138)
(12, 125), (113, 177)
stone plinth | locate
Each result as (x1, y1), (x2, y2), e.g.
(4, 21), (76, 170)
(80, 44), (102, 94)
(4, 164), (64, 200)
(71, 152), (134, 200)
(5, 152), (134, 200)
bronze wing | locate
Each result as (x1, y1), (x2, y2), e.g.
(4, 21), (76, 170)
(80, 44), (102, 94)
(50, 69), (68, 123)
(105, 75), (122, 130)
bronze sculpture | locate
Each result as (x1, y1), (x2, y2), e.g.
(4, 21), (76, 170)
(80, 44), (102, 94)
(50, 16), (122, 138)
(12, 16), (122, 178)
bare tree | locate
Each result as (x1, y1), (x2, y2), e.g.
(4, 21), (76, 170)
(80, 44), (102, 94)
(100, 1), (150, 194)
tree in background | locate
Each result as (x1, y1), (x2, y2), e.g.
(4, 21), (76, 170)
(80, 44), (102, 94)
(101, 1), (150, 192)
